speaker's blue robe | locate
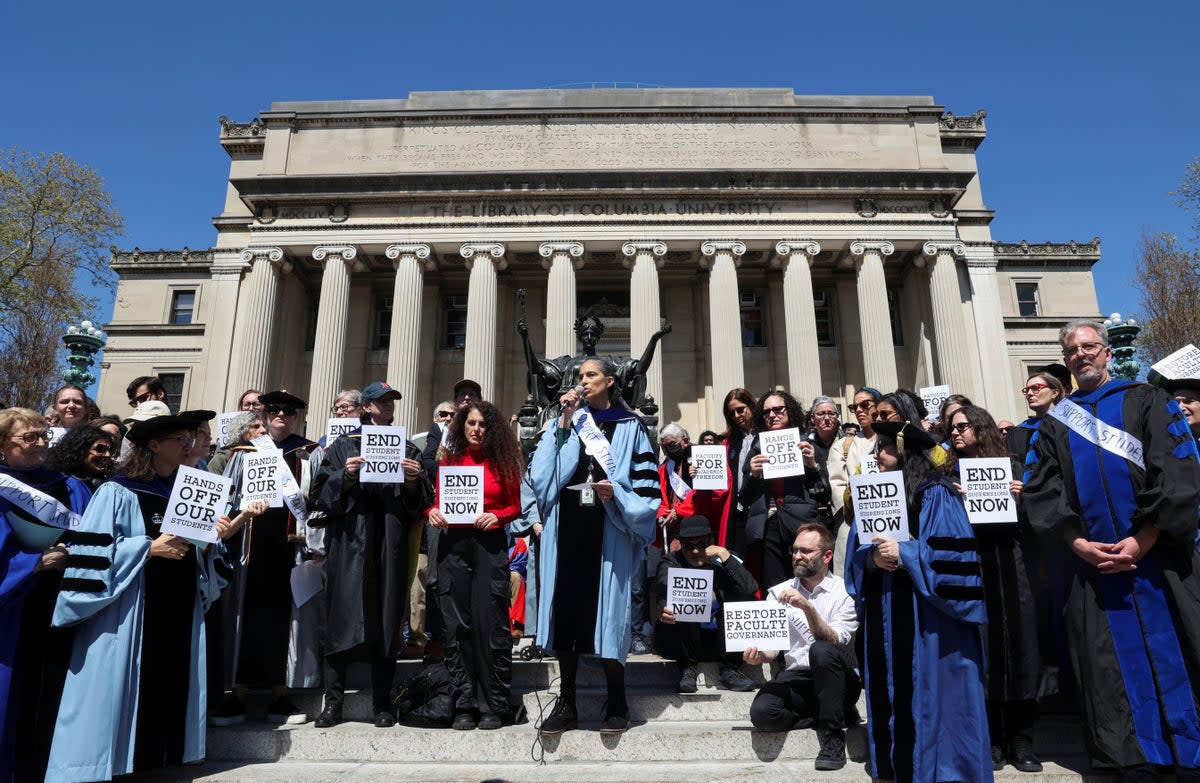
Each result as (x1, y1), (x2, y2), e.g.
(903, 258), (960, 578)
(45, 478), (225, 783)
(847, 478), (992, 783)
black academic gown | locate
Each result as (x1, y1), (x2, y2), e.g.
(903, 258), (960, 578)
(1024, 380), (1200, 768)
(310, 431), (430, 657)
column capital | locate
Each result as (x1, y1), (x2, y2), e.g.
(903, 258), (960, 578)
(849, 240), (896, 258)
(772, 240), (821, 269)
(312, 244), (365, 273)
(386, 243), (435, 272)
(538, 241), (585, 270)
(621, 241), (668, 270)
(240, 245), (291, 274)
(922, 241), (967, 259)
(699, 240), (746, 269)
(460, 242), (507, 271)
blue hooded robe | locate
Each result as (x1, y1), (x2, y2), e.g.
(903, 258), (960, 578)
(0, 505), (42, 783)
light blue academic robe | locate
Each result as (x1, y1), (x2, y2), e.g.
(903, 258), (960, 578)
(528, 416), (658, 661)
(45, 481), (225, 783)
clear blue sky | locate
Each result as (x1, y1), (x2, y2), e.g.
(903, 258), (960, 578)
(3, 0), (1197, 328)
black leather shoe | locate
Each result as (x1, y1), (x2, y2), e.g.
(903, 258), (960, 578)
(815, 726), (846, 771)
(374, 710), (396, 728)
(538, 697), (578, 736)
(477, 712), (503, 730)
(314, 705), (342, 729)
(1008, 735), (1043, 772)
(599, 711), (630, 735)
(452, 713), (477, 730)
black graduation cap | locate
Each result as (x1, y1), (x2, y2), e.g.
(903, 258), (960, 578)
(259, 390), (307, 409)
(872, 420), (937, 455)
(1031, 363), (1072, 391)
(178, 409), (216, 424)
(126, 415), (198, 446)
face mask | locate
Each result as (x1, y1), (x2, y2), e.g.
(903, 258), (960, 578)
(664, 443), (687, 460)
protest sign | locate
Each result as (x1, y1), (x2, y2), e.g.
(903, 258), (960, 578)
(666, 567), (714, 623)
(290, 560), (324, 607)
(250, 434), (277, 451)
(960, 457), (1017, 524)
(216, 412), (241, 447)
(439, 465), (484, 525)
(47, 427), (67, 448)
(241, 451), (283, 509)
(760, 428), (804, 479)
(723, 601), (790, 652)
(1149, 344), (1200, 387)
(859, 455), (880, 474)
(327, 418), (359, 441)
(691, 445), (728, 491)
(160, 465), (232, 544)
(360, 425), (408, 484)
(850, 471), (911, 545)
(920, 385), (951, 417)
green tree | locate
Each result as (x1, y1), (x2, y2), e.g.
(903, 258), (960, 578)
(1134, 231), (1200, 366)
(0, 148), (123, 407)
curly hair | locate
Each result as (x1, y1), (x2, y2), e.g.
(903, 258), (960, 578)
(44, 425), (114, 479)
(444, 400), (525, 485)
(753, 389), (806, 433)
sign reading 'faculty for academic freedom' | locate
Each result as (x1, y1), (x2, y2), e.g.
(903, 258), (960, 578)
(850, 471), (911, 546)
(690, 445), (728, 491)
(359, 425), (407, 484)
(161, 465), (232, 544)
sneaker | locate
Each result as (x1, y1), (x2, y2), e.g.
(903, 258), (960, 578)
(266, 696), (308, 725)
(677, 665), (698, 694)
(630, 635), (650, 655)
(374, 710), (396, 728)
(600, 711), (630, 735)
(208, 694), (246, 727)
(314, 704), (342, 729)
(538, 697), (578, 736)
(991, 744), (1006, 771)
(814, 726), (846, 771)
(1008, 735), (1043, 773)
(717, 665), (756, 692)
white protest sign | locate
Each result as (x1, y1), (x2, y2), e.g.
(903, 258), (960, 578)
(326, 418), (359, 442)
(1152, 344), (1200, 381)
(216, 412), (241, 447)
(47, 427), (67, 448)
(723, 601), (791, 652)
(850, 471), (911, 545)
(250, 434), (277, 451)
(666, 567), (714, 623)
(920, 385), (951, 417)
(360, 425), (408, 484)
(760, 428), (804, 479)
(860, 455), (880, 474)
(241, 450), (283, 509)
(160, 465), (232, 544)
(439, 465), (484, 525)
(960, 457), (1017, 524)
(290, 560), (324, 607)
(691, 445), (728, 491)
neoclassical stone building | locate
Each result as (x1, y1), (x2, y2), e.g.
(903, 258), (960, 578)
(99, 89), (1102, 437)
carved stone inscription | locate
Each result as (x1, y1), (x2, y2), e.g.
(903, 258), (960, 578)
(286, 119), (920, 175)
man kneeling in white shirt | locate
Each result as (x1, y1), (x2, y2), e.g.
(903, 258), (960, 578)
(744, 523), (860, 771)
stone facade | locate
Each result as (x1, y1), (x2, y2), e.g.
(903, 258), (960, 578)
(98, 89), (1102, 437)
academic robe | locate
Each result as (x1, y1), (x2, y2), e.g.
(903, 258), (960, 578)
(0, 503), (42, 783)
(46, 476), (225, 783)
(1024, 379), (1200, 768)
(655, 453), (731, 547)
(528, 410), (658, 661)
(310, 431), (429, 657)
(847, 477), (992, 783)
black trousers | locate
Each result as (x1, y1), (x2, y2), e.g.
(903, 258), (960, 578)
(655, 620), (742, 668)
(323, 646), (396, 713)
(761, 515), (794, 591)
(749, 640), (860, 731)
(436, 527), (513, 717)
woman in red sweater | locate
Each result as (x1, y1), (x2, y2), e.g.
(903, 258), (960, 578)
(426, 399), (524, 730)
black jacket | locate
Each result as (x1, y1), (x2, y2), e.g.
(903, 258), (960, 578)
(739, 433), (831, 546)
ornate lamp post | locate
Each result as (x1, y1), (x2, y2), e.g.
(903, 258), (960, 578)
(1104, 312), (1141, 381)
(62, 320), (107, 388)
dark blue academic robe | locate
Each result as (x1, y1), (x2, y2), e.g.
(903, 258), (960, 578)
(847, 478), (992, 783)
(0, 505), (41, 783)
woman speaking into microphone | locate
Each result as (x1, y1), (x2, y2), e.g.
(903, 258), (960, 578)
(529, 358), (659, 736)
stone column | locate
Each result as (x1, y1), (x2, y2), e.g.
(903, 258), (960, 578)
(385, 243), (433, 428)
(700, 240), (747, 422)
(965, 249), (1020, 418)
(922, 241), (982, 398)
(227, 246), (288, 399)
(774, 240), (823, 404)
(849, 241), (898, 391)
(307, 245), (362, 438)
(539, 241), (585, 358)
(622, 241), (668, 411)
(459, 242), (507, 400)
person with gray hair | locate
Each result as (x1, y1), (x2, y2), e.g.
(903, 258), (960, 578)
(1024, 318), (1200, 780)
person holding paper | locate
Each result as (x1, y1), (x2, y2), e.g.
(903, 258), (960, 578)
(745, 523), (860, 771)
(653, 515), (757, 693)
(719, 388), (757, 553)
(425, 399), (523, 730)
(1023, 320), (1200, 782)
(741, 391), (828, 591)
(45, 412), (247, 783)
(827, 387), (880, 574)
(657, 423), (730, 547)
(846, 420), (991, 783)
(946, 404), (1042, 772)
(529, 357), (659, 736)
(310, 381), (429, 729)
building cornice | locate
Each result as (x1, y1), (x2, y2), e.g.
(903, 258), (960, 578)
(938, 109), (987, 150)
(218, 116), (266, 157)
(994, 237), (1101, 268)
(110, 247), (216, 272)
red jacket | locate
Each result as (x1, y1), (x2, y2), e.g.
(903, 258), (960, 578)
(656, 459), (731, 547)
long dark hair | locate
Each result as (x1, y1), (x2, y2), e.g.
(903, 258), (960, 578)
(118, 427), (192, 481)
(753, 389), (806, 433)
(44, 425), (114, 479)
(877, 431), (943, 513)
(444, 400), (524, 486)
(947, 404), (1008, 461)
(879, 390), (924, 425)
(721, 387), (756, 442)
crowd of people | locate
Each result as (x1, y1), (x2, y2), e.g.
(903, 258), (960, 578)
(3, 318), (1200, 783)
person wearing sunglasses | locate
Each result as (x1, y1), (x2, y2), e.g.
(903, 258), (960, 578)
(1024, 320), (1200, 782)
(0, 408), (95, 783)
(719, 388), (757, 556)
(44, 424), (117, 490)
(125, 375), (167, 410)
(827, 387), (880, 574)
(653, 515), (757, 694)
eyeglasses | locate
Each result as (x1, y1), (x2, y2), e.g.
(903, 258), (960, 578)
(763, 405), (787, 418)
(950, 422), (973, 433)
(728, 405), (751, 416)
(681, 538), (712, 551)
(11, 430), (51, 445)
(330, 402), (357, 414)
(130, 391), (155, 406)
(266, 406), (297, 416)
(90, 444), (113, 455)
(167, 435), (196, 447)
(1021, 383), (1050, 395)
(1063, 342), (1107, 360)
(851, 401), (876, 411)
(435, 410), (454, 419)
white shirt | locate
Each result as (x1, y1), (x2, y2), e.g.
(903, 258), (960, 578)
(767, 572), (858, 671)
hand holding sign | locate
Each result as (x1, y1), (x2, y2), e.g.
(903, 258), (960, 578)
(959, 457), (1018, 524)
(723, 601), (791, 652)
(691, 445), (728, 491)
(360, 425), (408, 484)
(150, 533), (190, 560)
(439, 466), (484, 525)
(161, 465), (233, 544)
(759, 429), (805, 479)
(850, 471), (911, 546)
(666, 567), (714, 623)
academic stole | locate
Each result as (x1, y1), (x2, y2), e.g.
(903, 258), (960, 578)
(0, 472), (81, 531)
(572, 408), (616, 477)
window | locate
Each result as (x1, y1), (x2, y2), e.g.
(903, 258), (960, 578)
(814, 290), (835, 346)
(158, 372), (185, 412)
(740, 291), (766, 347)
(374, 295), (392, 350)
(169, 290), (195, 325)
(444, 296), (468, 349)
(887, 289), (904, 347)
(1016, 282), (1041, 317)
